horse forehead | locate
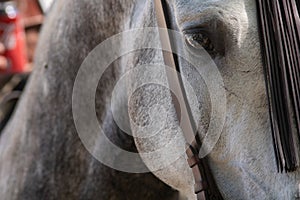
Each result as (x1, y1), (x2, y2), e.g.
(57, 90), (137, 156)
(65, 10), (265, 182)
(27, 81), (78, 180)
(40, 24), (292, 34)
(171, 0), (253, 26)
(172, 0), (246, 10)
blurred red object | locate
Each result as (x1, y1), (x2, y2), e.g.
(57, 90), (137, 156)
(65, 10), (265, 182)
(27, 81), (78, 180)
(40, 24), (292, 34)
(0, 0), (46, 73)
(0, 1), (27, 74)
(17, 0), (43, 67)
(17, 0), (43, 28)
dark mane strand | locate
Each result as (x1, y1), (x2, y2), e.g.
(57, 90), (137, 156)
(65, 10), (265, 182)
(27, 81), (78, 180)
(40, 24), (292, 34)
(256, 0), (300, 172)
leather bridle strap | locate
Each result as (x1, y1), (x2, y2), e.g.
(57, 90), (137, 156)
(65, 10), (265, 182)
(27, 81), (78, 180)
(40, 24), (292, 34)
(153, 0), (223, 199)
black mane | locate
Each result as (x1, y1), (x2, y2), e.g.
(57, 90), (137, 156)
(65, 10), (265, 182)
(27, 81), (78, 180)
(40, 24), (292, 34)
(256, 0), (300, 172)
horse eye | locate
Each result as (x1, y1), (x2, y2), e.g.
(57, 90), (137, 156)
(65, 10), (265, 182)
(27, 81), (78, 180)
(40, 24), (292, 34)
(185, 33), (216, 53)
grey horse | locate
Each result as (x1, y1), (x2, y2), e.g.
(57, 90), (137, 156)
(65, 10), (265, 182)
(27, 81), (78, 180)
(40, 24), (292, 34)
(0, 0), (299, 200)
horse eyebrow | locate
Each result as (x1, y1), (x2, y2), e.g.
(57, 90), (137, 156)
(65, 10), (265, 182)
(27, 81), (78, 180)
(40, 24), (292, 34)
(176, 7), (225, 31)
(256, 0), (300, 172)
(172, 0), (242, 29)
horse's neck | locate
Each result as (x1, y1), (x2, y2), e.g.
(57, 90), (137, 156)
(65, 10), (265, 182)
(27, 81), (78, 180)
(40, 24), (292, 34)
(0, 0), (136, 198)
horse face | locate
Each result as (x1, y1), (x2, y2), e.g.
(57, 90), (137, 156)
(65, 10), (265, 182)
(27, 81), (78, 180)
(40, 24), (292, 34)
(128, 0), (300, 199)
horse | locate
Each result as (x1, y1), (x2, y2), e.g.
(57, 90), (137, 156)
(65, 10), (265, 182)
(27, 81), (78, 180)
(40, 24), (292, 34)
(0, 0), (299, 199)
